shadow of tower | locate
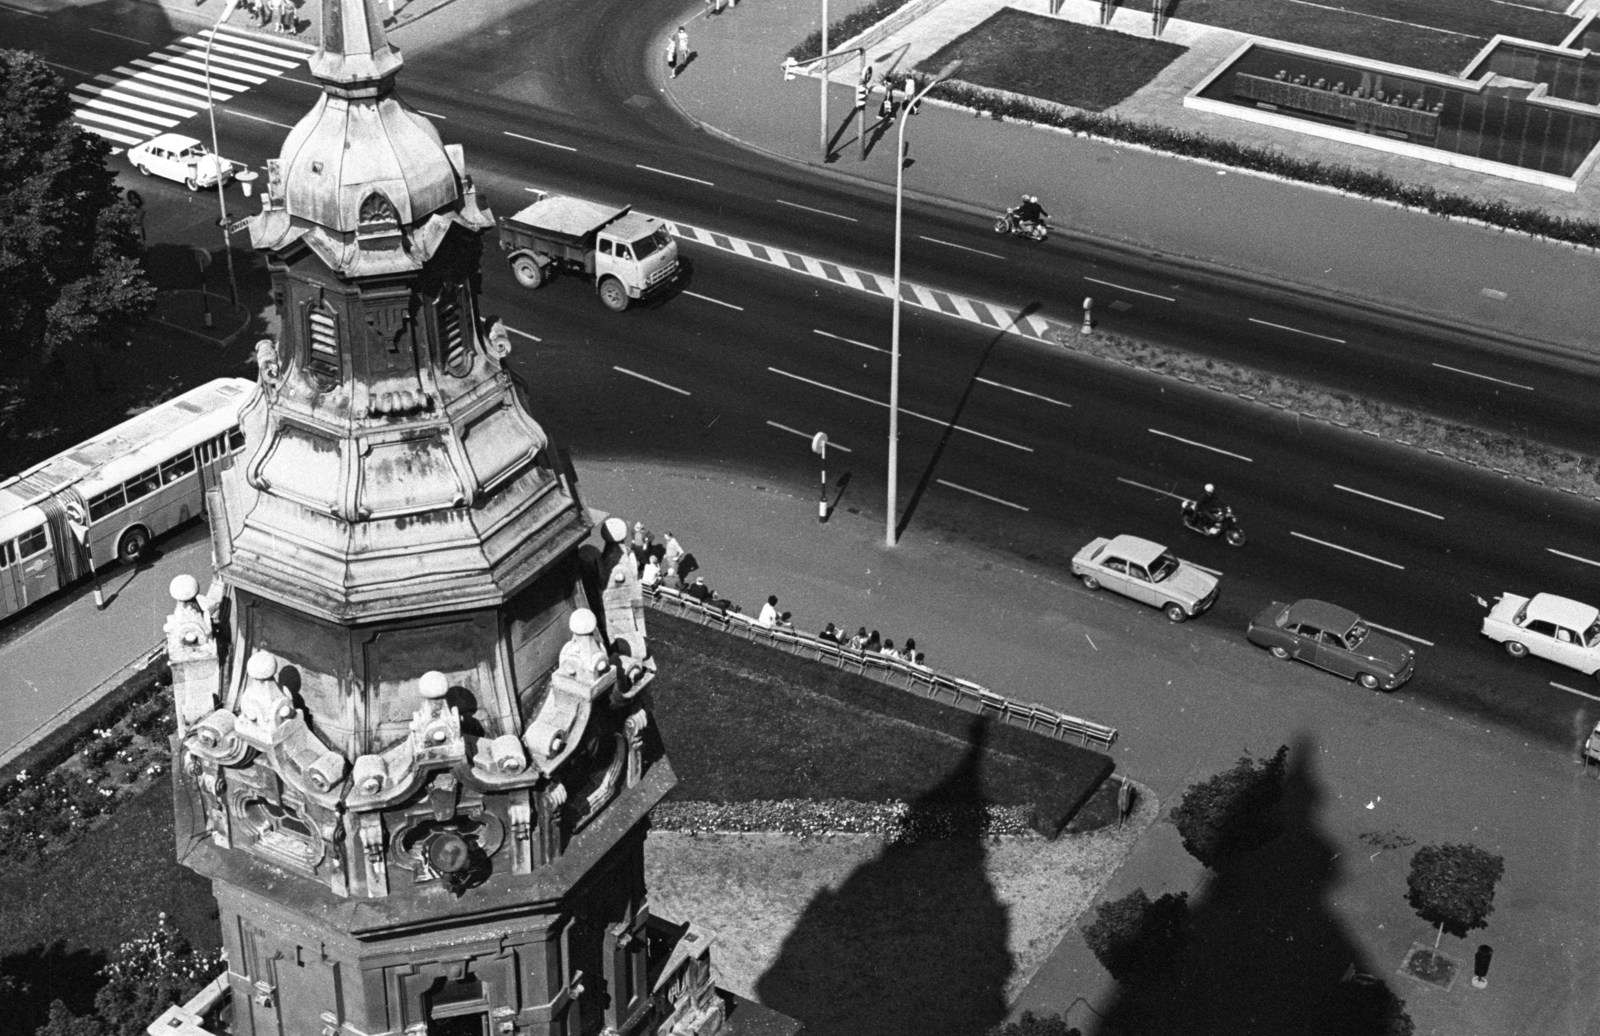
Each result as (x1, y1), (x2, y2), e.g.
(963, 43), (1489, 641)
(754, 716), (1012, 1036)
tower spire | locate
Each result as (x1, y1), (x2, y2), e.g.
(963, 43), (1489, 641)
(309, 0), (401, 90)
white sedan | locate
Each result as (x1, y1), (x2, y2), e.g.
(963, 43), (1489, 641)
(1481, 592), (1600, 678)
(1071, 534), (1219, 622)
(127, 133), (235, 191)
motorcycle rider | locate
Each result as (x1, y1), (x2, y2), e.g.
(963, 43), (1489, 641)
(1015, 194), (1048, 231)
(1193, 483), (1224, 529)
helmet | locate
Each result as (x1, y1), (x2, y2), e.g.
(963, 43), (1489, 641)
(1204, 483), (1215, 493)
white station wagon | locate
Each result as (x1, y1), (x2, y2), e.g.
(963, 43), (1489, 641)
(1071, 534), (1219, 622)
(127, 133), (235, 191)
(1481, 592), (1600, 678)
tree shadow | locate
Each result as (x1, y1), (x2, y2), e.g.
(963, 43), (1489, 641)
(1091, 733), (1407, 1035)
(0, 941), (107, 1035)
(754, 715), (1012, 1036)
(894, 303), (1040, 542)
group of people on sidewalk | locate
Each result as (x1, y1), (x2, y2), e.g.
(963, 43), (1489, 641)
(618, 518), (927, 665)
(236, 0), (299, 34)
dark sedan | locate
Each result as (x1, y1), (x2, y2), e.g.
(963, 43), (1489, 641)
(1246, 599), (1415, 691)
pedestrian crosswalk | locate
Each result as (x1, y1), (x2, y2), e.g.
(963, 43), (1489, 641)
(71, 24), (315, 154)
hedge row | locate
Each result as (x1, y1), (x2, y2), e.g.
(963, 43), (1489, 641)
(787, 0), (908, 62)
(651, 797), (1038, 841)
(914, 75), (1600, 247)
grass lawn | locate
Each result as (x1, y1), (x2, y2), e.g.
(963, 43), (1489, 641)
(1166, 0), (1574, 74)
(918, 10), (1187, 113)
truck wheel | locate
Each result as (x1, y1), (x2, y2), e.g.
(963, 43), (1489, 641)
(598, 277), (630, 312)
(511, 256), (544, 289)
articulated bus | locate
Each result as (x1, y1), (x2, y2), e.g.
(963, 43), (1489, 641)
(0, 377), (253, 621)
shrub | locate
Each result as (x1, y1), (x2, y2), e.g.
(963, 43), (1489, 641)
(788, 0), (911, 61)
(1080, 887), (1189, 980)
(988, 1010), (1081, 1036)
(1169, 745), (1289, 869)
(1405, 843), (1504, 947)
(35, 914), (223, 1036)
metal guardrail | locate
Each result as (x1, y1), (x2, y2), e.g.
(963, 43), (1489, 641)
(643, 584), (1119, 750)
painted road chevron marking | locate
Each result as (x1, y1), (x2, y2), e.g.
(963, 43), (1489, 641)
(663, 218), (1064, 345)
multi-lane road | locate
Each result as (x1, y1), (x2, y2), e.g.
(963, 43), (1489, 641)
(6, 0), (1600, 752)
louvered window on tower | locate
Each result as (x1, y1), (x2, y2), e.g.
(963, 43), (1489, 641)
(438, 288), (469, 376)
(308, 303), (339, 375)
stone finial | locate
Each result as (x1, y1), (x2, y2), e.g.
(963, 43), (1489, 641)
(237, 651), (295, 737)
(601, 517), (628, 545)
(409, 671), (464, 762)
(485, 318), (512, 360)
(254, 338), (281, 390)
(558, 609), (609, 680)
(420, 670), (450, 700)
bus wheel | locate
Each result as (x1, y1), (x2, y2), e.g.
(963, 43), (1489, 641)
(118, 526), (150, 564)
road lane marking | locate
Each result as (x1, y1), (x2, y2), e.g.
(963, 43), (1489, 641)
(505, 326), (541, 343)
(419, 110), (446, 119)
(224, 109), (294, 129)
(91, 27), (153, 44)
(1116, 476), (1187, 501)
(1148, 428), (1253, 463)
(920, 236), (1005, 260)
(775, 198), (857, 222)
(1430, 362), (1534, 391)
(614, 366), (689, 396)
(683, 290), (743, 311)
(1084, 276), (1175, 302)
(73, 95), (178, 127)
(1334, 484), (1444, 520)
(1290, 531), (1404, 570)
(1248, 317), (1346, 344)
(1548, 548), (1600, 569)
(1364, 621), (1434, 647)
(637, 164), (714, 186)
(768, 421), (851, 451)
(1186, 560), (1224, 576)
(282, 75), (319, 88)
(767, 367), (1034, 452)
(937, 479), (1029, 511)
(505, 131), (576, 152)
(977, 377), (1071, 408)
(814, 329), (886, 354)
(1552, 682), (1600, 703)
(0, 4), (47, 15)
(78, 84), (195, 118)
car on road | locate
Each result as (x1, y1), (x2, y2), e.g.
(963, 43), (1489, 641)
(1481, 592), (1600, 679)
(1071, 534), (1218, 622)
(1246, 598), (1414, 690)
(127, 133), (235, 191)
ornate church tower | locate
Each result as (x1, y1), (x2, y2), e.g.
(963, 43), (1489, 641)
(153, 1), (742, 1033)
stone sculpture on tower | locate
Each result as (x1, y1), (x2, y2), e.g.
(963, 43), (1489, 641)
(150, 0), (760, 1032)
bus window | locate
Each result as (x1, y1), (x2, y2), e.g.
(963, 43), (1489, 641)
(161, 453), (197, 484)
(123, 468), (162, 504)
(227, 427), (245, 451)
(0, 540), (14, 568)
(15, 526), (46, 561)
(88, 486), (126, 521)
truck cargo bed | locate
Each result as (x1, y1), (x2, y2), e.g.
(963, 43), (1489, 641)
(503, 197), (629, 245)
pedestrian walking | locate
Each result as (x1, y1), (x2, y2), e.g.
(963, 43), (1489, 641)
(662, 532), (684, 577)
(674, 26), (689, 77)
(666, 32), (679, 76)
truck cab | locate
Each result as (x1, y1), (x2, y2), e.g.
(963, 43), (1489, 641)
(593, 213), (680, 309)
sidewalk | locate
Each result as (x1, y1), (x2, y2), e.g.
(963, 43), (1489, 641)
(579, 456), (1600, 1034)
(661, 0), (1600, 355)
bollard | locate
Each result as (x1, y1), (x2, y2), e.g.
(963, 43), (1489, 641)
(1080, 296), (1094, 335)
(1472, 944), (1492, 989)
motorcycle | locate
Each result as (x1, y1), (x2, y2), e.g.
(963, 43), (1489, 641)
(994, 207), (1048, 241)
(1182, 499), (1247, 547)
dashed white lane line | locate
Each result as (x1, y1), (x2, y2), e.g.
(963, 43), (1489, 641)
(814, 329), (885, 354)
(767, 367), (1034, 452)
(419, 109), (446, 119)
(1149, 428), (1253, 463)
(1115, 476), (1187, 501)
(614, 366), (690, 396)
(937, 479), (1029, 511)
(505, 326), (542, 343)
(1431, 362), (1534, 391)
(1548, 547), (1600, 569)
(977, 377), (1071, 408)
(767, 421), (851, 451)
(1249, 317), (1346, 344)
(638, 164), (714, 187)
(1552, 681), (1600, 704)
(91, 27), (152, 45)
(224, 109), (293, 129)
(776, 198), (857, 222)
(1187, 560), (1224, 577)
(1290, 531), (1405, 570)
(505, 130), (576, 152)
(1084, 276), (1174, 302)
(0, 4), (47, 15)
(1365, 621), (1434, 647)
(920, 236), (1005, 260)
(683, 290), (743, 311)
(1334, 484), (1444, 520)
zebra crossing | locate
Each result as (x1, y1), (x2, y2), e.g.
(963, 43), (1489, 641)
(72, 24), (314, 154)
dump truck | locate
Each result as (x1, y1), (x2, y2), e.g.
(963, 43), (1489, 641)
(497, 194), (681, 312)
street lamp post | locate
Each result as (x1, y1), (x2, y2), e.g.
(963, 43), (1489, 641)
(886, 60), (960, 548)
(819, 0), (828, 154)
(204, 0), (243, 307)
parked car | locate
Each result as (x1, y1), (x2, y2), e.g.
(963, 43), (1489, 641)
(1071, 534), (1218, 622)
(1246, 599), (1414, 690)
(127, 133), (235, 191)
(1481, 592), (1600, 679)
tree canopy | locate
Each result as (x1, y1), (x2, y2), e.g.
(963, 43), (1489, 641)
(1405, 843), (1505, 943)
(0, 49), (153, 386)
(1169, 745), (1289, 869)
(1080, 887), (1189, 981)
